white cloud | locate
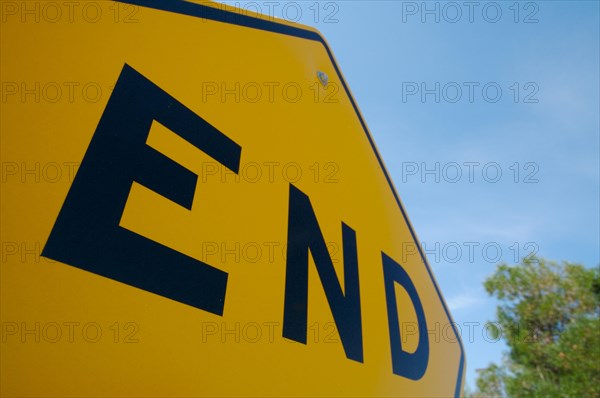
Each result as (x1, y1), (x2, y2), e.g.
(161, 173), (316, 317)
(447, 292), (485, 313)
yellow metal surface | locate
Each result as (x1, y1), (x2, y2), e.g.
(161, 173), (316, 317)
(1, 1), (464, 396)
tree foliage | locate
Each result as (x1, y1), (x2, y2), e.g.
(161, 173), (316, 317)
(471, 257), (600, 397)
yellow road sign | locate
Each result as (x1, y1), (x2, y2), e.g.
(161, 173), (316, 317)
(1, 1), (465, 396)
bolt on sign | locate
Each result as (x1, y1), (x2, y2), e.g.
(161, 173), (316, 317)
(0, 0), (465, 396)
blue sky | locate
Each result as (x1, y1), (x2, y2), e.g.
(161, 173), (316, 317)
(220, 0), (600, 390)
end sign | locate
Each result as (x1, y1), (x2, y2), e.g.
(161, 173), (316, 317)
(1, 1), (465, 396)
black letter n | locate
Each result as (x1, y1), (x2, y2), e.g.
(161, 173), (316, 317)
(283, 184), (363, 362)
(43, 64), (242, 316)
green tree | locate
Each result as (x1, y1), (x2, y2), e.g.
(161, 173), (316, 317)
(472, 257), (600, 397)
